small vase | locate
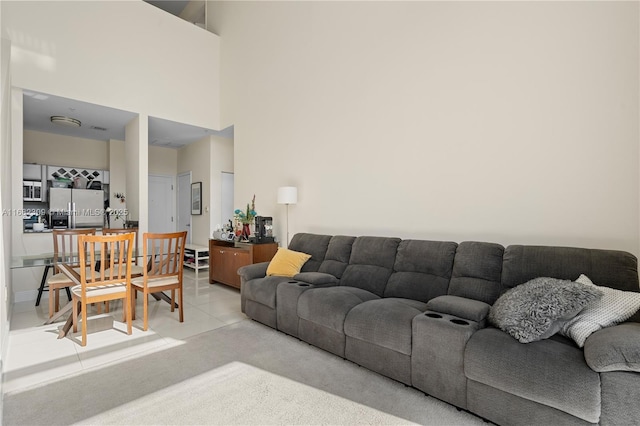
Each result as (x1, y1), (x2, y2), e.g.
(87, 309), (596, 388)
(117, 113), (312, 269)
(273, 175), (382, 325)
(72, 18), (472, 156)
(242, 223), (251, 239)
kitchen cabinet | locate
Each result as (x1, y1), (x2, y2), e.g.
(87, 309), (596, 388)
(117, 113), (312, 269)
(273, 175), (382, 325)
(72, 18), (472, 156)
(46, 165), (105, 184)
(209, 240), (278, 289)
(23, 164), (43, 180)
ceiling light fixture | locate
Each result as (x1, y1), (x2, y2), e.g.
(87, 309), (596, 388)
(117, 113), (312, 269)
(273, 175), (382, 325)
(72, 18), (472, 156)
(50, 115), (81, 127)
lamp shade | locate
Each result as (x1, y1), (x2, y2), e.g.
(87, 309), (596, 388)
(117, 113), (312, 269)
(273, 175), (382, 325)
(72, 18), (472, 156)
(277, 186), (298, 205)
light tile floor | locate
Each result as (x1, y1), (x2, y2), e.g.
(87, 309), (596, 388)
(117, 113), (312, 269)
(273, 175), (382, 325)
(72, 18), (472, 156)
(3, 270), (244, 394)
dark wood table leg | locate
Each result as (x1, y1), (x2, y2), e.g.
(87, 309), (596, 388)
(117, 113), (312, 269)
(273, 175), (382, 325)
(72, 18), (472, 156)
(35, 265), (52, 307)
(151, 292), (178, 309)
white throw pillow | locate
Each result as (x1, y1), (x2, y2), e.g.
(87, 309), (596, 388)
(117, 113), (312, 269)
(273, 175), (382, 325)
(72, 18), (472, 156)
(561, 274), (640, 347)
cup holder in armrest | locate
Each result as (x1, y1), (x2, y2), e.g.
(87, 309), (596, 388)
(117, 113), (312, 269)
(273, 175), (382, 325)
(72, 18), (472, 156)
(287, 280), (311, 287)
(450, 319), (469, 326)
(425, 313), (443, 319)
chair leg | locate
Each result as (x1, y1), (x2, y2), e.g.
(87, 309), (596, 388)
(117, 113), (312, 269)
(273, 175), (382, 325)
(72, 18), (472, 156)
(72, 298), (79, 333)
(49, 288), (55, 319)
(178, 286), (184, 323)
(54, 289), (60, 313)
(81, 301), (88, 347)
(131, 287), (137, 320)
(125, 288), (132, 335)
(143, 291), (149, 331)
(170, 289), (175, 313)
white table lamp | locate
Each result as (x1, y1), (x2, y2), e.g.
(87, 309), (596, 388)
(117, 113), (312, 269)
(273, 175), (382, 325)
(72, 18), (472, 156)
(277, 186), (298, 247)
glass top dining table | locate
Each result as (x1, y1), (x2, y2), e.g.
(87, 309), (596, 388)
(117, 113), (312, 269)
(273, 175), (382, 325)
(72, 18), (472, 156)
(11, 251), (176, 338)
(11, 253), (68, 269)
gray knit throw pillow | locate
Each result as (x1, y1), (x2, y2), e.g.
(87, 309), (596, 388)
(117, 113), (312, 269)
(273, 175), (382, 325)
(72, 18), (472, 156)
(489, 277), (604, 343)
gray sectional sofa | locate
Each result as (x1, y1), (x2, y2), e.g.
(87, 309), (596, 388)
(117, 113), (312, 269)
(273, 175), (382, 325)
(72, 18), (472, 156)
(239, 233), (640, 425)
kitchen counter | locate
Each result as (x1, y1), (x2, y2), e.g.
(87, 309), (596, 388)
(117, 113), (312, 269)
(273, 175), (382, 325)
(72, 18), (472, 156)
(23, 226), (103, 234)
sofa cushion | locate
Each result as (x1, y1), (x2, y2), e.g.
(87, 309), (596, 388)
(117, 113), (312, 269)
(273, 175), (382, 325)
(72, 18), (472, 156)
(561, 274), (640, 347)
(465, 327), (602, 423)
(488, 277), (603, 343)
(266, 248), (312, 277)
(297, 286), (379, 333)
(584, 323), (640, 373)
(502, 245), (639, 293)
(243, 276), (295, 309)
(449, 241), (504, 304)
(318, 235), (356, 279)
(344, 298), (427, 355)
(340, 236), (400, 296)
(384, 240), (456, 302)
(288, 233), (332, 272)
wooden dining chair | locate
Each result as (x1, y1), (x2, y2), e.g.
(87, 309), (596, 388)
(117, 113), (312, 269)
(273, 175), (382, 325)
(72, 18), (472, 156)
(69, 232), (135, 346)
(131, 231), (187, 331)
(48, 229), (96, 318)
(101, 227), (143, 276)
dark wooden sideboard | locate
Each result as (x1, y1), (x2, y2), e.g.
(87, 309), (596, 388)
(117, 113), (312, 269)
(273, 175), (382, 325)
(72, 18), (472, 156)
(209, 239), (278, 289)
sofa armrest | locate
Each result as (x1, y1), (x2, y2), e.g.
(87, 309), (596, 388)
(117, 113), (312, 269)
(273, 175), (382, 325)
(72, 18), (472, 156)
(293, 272), (338, 286)
(584, 322), (640, 373)
(426, 295), (491, 324)
(237, 262), (269, 282)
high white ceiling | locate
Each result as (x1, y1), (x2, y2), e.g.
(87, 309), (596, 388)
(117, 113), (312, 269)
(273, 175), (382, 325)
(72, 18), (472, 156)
(22, 90), (232, 149)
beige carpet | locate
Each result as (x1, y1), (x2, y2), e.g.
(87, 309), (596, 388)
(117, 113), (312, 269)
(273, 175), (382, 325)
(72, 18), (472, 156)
(3, 319), (485, 425)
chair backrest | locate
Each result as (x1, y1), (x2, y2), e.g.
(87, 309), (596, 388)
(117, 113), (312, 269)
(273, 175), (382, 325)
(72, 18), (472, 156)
(77, 233), (134, 290)
(52, 229), (96, 273)
(102, 227), (139, 264)
(143, 231), (187, 280)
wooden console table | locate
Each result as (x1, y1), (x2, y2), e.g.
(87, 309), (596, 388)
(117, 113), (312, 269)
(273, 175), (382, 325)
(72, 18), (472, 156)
(209, 240), (278, 289)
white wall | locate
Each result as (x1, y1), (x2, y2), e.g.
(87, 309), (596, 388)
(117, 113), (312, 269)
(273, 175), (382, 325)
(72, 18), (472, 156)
(23, 130), (108, 169)
(178, 137), (211, 246)
(149, 146), (178, 176)
(2, 0), (220, 131)
(109, 139), (127, 228)
(210, 135), (234, 232)
(211, 1), (640, 255)
(125, 116), (149, 238)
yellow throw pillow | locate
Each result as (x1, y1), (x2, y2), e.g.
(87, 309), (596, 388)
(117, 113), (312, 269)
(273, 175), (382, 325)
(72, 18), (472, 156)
(266, 248), (312, 277)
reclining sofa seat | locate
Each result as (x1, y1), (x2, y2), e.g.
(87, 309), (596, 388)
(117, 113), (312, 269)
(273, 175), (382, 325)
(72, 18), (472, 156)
(297, 236), (401, 357)
(411, 241), (504, 409)
(240, 233), (332, 328)
(342, 238), (458, 384)
(465, 245), (640, 426)
(276, 235), (356, 337)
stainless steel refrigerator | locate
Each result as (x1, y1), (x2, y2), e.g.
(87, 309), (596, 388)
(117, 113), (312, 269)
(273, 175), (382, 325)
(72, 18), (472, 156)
(49, 188), (104, 228)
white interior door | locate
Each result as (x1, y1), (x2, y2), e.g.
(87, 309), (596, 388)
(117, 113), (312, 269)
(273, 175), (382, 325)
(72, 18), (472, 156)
(148, 175), (175, 234)
(177, 172), (192, 244)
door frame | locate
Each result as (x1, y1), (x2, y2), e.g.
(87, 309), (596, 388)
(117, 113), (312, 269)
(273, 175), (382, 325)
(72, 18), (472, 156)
(177, 171), (192, 244)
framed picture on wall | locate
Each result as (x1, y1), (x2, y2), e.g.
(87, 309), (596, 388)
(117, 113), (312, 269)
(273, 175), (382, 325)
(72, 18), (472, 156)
(191, 182), (202, 215)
